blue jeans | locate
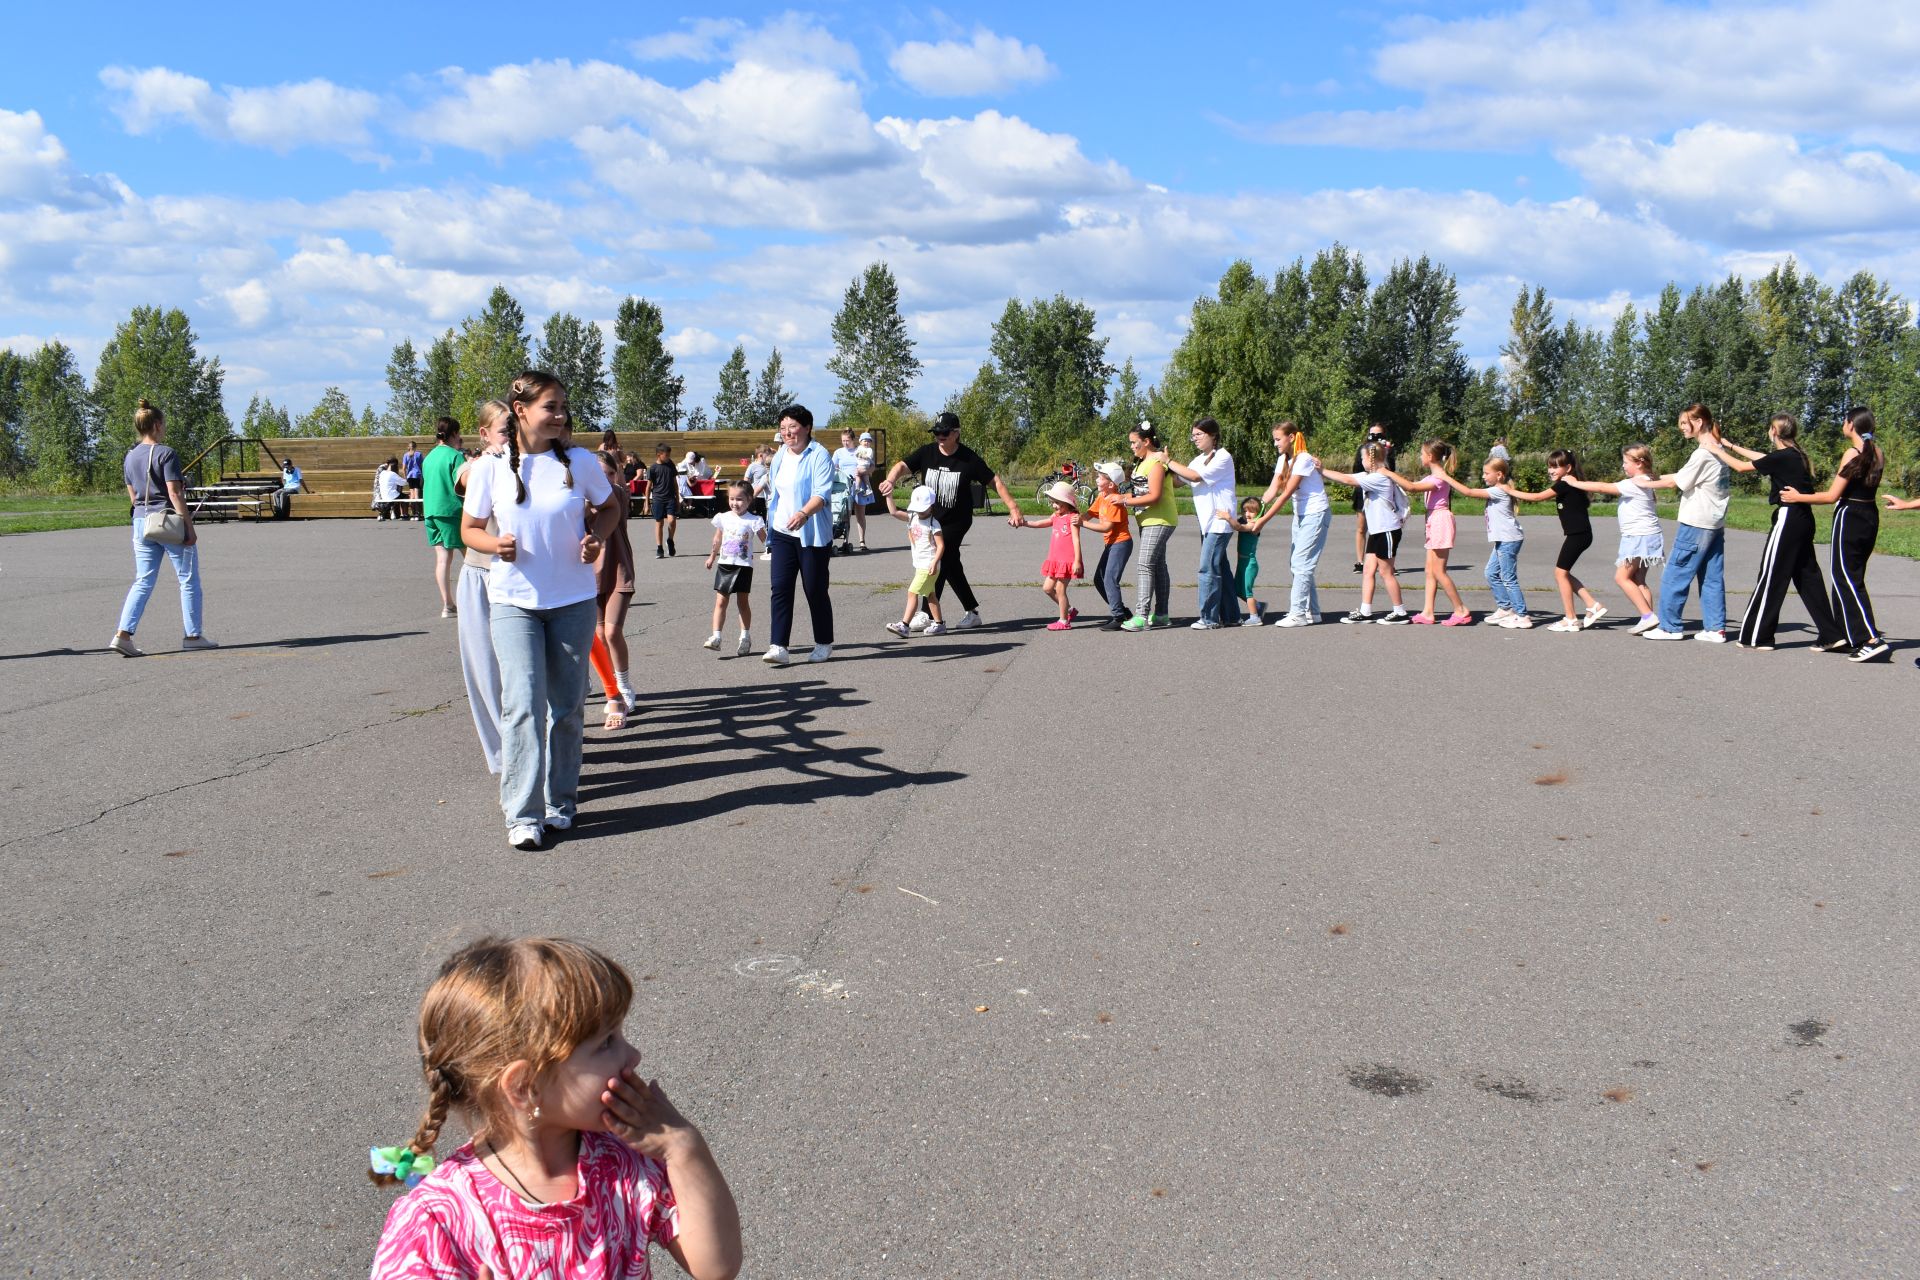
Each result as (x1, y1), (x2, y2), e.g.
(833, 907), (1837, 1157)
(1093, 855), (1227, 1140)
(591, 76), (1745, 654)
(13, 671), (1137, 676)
(117, 518), (204, 637)
(1485, 541), (1525, 613)
(1093, 539), (1133, 620)
(490, 597), (596, 830)
(1288, 506), (1331, 618)
(768, 530), (834, 646)
(1197, 529), (1235, 624)
(1658, 524), (1726, 632)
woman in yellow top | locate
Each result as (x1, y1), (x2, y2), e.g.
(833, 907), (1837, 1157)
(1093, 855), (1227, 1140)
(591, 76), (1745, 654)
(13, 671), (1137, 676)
(1114, 422), (1178, 631)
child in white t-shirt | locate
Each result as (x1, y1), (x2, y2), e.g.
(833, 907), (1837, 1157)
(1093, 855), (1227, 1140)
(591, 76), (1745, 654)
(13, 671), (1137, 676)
(704, 481), (767, 656)
(883, 485), (947, 637)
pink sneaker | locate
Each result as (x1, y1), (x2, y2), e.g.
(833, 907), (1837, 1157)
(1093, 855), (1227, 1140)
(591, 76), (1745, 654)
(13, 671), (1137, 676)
(1046, 619), (1071, 631)
(1410, 613), (1437, 625)
(1441, 611), (1474, 626)
(1067, 607), (1079, 623)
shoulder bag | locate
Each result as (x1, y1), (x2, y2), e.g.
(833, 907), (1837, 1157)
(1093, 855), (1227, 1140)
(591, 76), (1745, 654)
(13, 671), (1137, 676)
(139, 443), (190, 545)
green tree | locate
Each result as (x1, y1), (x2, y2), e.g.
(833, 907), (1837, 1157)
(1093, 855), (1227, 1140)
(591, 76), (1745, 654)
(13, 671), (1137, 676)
(0, 349), (24, 476)
(827, 261), (921, 419)
(610, 297), (682, 429)
(1363, 255), (1468, 437)
(1640, 284), (1688, 424)
(535, 312), (611, 428)
(90, 306), (229, 478)
(1276, 245), (1372, 459)
(450, 286), (531, 426)
(293, 387), (358, 437)
(384, 339), (429, 435)
(1500, 285), (1562, 448)
(1105, 358), (1148, 435)
(423, 330), (457, 420)
(713, 345), (752, 431)
(943, 362), (1019, 473)
(988, 294), (1114, 462)
(20, 342), (91, 487)
(749, 348), (792, 429)
(684, 406), (710, 432)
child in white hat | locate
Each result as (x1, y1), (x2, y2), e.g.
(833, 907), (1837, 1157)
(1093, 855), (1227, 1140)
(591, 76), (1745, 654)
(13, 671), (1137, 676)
(882, 484), (947, 637)
(1013, 481), (1085, 630)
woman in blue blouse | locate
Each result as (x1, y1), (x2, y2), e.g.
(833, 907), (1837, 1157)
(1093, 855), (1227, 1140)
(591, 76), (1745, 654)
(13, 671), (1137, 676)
(763, 404), (836, 665)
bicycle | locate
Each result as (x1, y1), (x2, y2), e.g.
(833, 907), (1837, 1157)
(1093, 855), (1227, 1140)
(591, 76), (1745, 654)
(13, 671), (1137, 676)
(1035, 459), (1096, 511)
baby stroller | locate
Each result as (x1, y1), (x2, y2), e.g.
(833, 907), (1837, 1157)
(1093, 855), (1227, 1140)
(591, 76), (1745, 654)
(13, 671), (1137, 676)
(829, 472), (852, 553)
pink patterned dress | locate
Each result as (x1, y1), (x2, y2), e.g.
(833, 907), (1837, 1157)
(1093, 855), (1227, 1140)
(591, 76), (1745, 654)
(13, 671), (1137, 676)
(371, 1132), (679, 1279)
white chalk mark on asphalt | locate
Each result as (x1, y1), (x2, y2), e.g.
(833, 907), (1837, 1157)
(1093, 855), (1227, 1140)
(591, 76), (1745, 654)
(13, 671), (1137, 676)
(733, 954), (805, 978)
(897, 886), (938, 905)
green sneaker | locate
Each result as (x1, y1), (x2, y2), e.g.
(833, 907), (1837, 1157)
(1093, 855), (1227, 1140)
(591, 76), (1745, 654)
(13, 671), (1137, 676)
(1120, 615), (1149, 633)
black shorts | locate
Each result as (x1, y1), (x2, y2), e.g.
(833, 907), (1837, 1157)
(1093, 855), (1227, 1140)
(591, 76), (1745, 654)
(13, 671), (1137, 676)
(713, 564), (752, 596)
(1364, 529), (1402, 561)
(650, 495), (678, 520)
(1556, 531), (1594, 571)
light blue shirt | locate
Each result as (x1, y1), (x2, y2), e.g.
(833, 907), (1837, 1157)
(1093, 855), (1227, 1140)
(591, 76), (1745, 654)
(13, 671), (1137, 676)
(767, 440), (835, 547)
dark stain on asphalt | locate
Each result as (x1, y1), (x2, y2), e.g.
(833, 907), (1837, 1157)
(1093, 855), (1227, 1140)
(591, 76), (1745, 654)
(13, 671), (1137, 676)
(1346, 1063), (1430, 1098)
(163, 849), (193, 858)
(1787, 1019), (1829, 1046)
(368, 868), (408, 880)
(1472, 1074), (1552, 1103)
(1534, 771), (1569, 786)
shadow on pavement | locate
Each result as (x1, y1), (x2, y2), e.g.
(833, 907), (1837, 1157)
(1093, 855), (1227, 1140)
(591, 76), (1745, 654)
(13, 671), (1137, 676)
(0, 630), (428, 661)
(576, 678), (963, 833)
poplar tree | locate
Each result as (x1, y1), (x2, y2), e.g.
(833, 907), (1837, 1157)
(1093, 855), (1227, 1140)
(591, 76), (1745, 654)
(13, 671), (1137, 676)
(827, 262), (920, 418)
(610, 297), (682, 429)
(713, 346), (752, 430)
(535, 312), (611, 428)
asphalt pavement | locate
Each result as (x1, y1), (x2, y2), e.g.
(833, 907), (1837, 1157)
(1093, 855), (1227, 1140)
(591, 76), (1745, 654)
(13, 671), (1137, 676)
(1, 508), (1916, 1278)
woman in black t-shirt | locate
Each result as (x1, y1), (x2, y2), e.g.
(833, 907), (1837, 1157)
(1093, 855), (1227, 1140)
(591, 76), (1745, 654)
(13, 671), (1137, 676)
(1779, 407), (1887, 661)
(1507, 449), (1605, 632)
(1703, 414), (1843, 652)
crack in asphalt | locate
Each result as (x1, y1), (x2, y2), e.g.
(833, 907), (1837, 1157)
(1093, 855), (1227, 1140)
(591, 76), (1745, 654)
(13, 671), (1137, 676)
(0, 697), (461, 852)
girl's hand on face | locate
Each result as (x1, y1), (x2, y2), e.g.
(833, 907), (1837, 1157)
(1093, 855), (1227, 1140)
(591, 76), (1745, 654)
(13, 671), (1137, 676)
(602, 1066), (698, 1162)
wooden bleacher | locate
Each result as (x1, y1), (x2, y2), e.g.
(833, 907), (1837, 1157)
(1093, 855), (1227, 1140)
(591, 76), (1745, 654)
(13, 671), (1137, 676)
(236, 429), (890, 520)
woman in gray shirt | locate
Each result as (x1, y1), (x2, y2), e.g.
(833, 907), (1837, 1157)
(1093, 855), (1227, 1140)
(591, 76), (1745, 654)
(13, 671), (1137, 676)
(111, 399), (215, 657)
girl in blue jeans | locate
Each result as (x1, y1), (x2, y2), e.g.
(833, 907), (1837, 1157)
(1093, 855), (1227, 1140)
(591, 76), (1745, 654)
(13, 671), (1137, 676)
(1440, 456), (1530, 627)
(1253, 420), (1332, 627)
(460, 370), (620, 851)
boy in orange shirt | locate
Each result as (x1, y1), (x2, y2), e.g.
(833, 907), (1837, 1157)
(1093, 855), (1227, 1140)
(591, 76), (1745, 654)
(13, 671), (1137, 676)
(1079, 461), (1136, 630)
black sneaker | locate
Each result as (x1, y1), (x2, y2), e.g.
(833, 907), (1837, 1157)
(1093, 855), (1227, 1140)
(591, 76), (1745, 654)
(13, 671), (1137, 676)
(1340, 609), (1373, 624)
(1353, 561), (1364, 574)
(1099, 618), (1123, 631)
(1376, 609), (1411, 625)
(1848, 639), (1891, 663)
(655, 547), (665, 559)
(667, 538), (677, 557)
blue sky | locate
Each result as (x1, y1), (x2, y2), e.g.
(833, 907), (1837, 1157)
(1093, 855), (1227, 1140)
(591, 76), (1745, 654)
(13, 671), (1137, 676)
(4, 0), (1917, 423)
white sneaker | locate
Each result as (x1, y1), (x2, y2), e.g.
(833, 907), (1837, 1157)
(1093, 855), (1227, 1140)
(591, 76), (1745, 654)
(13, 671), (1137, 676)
(1274, 614), (1310, 628)
(180, 635), (220, 650)
(885, 620), (910, 638)
(757, 550), (772, 561)
(735, 632), (751, 657)
(440, 606), (455, 619)
(807, 644), (833, 663)
(956, 610), (982, 630)
(108, 633), (144, 658)
(908, 611), (931, 633)
(762, 645), (790, 666)
(1239, 615), (1265, 627)
(1693, 630), (1727, 644)
(1582, 604), (1608, 629)
(923, 621), (948, 636)
(543, 813), (572, 831)
(1486, 608), (1513, 624)
(1190, 619), (1221, 630)
(508, 824), (544, 851)
(1500, 614), (1535, 629)
(1629, 614), (1661, 635)
(1642, 628), (1686, 641)
(702, 632), (722, 651)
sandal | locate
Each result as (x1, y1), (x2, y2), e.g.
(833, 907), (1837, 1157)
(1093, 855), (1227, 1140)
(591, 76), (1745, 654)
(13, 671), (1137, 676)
(603, 700), (628, 731)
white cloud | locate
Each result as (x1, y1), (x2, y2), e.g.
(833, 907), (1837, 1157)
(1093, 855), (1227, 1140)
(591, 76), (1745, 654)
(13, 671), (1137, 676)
(890, 29), (1055, 96)
(628, 19), (746, 63)
(667, 327), (725, 358)
(406, 59), (667, 157)
(0, 109), (124, 208)
(1249, 0), (1920, 151)
(220, 279), (274, 328)
(100, 66), (381, 152)
(1562, 125), (1920, 240)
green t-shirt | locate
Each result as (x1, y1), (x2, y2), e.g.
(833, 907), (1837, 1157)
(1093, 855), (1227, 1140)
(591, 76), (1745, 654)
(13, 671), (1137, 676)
(422, 444), (465, 519)
(1134, 458), (1178, 528)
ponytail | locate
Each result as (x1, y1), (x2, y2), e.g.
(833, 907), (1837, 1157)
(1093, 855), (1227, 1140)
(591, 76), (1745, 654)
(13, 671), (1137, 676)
(1840, 407), (1883, 487)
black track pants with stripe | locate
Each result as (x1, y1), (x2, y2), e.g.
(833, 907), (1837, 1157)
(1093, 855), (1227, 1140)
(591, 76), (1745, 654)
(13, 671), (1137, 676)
(1828, 499), (1881, 648)
(1737, 504), (1839, 648)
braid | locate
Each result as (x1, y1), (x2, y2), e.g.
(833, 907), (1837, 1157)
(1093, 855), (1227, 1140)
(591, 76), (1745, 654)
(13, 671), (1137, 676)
(370, 1066), (458, 1187)
(508, 428), (526, 504)
(552, 435), (573, 489)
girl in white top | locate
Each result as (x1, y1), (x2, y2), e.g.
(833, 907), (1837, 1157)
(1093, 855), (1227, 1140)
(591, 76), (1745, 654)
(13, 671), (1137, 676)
(1252, 420), (1331, 626)
(452, 400), (510, 774)
(1320, 442), (1411, 624)
(459, 371), (619, 851)
(1559, 443), (1665, 633)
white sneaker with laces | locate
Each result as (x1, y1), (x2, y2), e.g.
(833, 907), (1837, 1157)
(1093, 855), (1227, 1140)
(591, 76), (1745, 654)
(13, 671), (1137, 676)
(736, 632), (751, 657)
(1190, 619), (1221, 630)
(1486, 608), (1514, 625)
(1642, 628), (1686, 641)
(702, 632), (722, 651)
(543, 813), (573, 831)
(885, 620), (910, 638)
(1693, 630), (1727, 644)
(956, 610), (982, 630)
(1500, 614), (1535, 629)
(109, 633), (144, 658)
(923, 621), (948, 636)
(762, 645), (790, 666)
(1629, 614), (1661, 635)
(908, 611), (931, 633)
(180, 635), (219, 650)
(1274, 614), (1310, 628)
(807, 644), (833, 663)
(508, 824), (543, 851)
(1239, 615), (1265, 627)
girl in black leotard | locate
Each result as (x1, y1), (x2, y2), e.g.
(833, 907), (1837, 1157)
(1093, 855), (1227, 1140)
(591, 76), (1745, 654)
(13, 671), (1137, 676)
(1781, 407), (1888, 663)
(1700, 415), (1843, 652)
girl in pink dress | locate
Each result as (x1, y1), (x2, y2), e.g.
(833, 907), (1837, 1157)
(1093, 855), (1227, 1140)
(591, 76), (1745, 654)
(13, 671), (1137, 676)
(1014, 482), (1085, 630)
(369, 937), (742, 1280)
(1386, 440), (1471, 625)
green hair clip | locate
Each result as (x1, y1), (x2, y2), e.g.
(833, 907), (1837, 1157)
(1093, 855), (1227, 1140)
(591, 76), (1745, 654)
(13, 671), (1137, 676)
(370, 1145), (436, 1189)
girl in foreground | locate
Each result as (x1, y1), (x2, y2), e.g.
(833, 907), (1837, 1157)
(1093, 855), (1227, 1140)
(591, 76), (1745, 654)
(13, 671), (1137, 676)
(371, 937), (741, 1279)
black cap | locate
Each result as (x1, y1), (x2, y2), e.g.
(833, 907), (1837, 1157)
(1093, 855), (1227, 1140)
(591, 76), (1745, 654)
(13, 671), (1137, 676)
(931, 411), (960, 435)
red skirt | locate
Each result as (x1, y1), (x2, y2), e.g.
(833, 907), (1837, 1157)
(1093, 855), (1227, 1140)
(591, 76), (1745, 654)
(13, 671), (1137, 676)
(1041, 555), (1083, 581)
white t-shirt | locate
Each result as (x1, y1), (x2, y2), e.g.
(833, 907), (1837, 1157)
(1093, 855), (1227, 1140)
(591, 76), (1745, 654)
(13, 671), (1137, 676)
(1276, 453), (1329, 516)
(711, 511), (766, 567)
(1354, 472), (1405, 534)
(907, 514), (942, 571)
(1614, 477), (1663, 537)
(463, 446), (613, 610)
(376, 469), (404, 502)
(1674, 446), (1731, 529)
(1187, 449), (1237, 535)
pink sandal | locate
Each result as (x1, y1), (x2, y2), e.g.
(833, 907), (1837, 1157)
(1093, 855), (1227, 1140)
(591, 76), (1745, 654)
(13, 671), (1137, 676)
(1410, 613), (1437, 625)
(1046, 619), (1071, 631)
(1441, 611), (1474, 626)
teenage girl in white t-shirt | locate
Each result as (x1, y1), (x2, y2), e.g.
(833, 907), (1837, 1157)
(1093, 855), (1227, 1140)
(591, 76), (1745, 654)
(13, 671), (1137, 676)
(460, 371), (619, 851)
(1252, 421), (1332, 627)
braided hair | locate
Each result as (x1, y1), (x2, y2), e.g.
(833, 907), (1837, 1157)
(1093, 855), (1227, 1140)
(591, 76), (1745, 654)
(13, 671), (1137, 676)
(506, 371), (573, 504)
(369, 1064), (461, 1186)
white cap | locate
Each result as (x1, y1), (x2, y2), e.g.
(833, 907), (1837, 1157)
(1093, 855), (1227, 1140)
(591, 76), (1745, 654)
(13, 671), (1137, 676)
(906, 484), (936, 514)
(1094, 461), (1126, 487)
(859, 431), (874, 442)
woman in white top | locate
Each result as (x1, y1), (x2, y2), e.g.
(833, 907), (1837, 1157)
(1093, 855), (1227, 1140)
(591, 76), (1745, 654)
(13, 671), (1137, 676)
(1162, 417), (1237, 629)
(1252, 420), (1331, 626)
(459, 371), (619, 851)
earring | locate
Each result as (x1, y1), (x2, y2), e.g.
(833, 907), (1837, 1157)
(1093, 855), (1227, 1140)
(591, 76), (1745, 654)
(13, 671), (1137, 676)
(531, 1106), (541, 1120)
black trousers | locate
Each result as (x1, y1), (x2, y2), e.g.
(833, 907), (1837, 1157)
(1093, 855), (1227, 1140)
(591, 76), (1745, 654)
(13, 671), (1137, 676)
(1737, 504), (1839, 647)
(1829, 499), (1880, 648)
(929, 521), (978, 613)
(768, 531), (833, 647)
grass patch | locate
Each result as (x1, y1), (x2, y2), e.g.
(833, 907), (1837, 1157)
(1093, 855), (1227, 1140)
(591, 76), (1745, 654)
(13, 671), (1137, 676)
(0, 493), (128, 536)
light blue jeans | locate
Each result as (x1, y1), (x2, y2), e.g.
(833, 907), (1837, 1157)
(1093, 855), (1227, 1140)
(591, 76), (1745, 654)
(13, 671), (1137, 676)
(1658, 523), (1726, 633)
(1485, 540), (1525, 613)
(490, 597), (597, 830)
(1288, 506), (1331, 618)
(1197, 530), (1235, 624)
(117, 518), (204, 637)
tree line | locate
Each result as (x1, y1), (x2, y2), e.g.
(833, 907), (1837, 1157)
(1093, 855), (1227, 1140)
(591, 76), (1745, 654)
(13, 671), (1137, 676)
(3, 252), (1914, 491)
